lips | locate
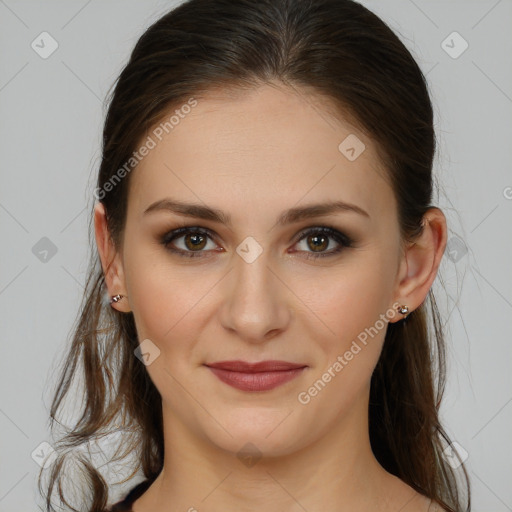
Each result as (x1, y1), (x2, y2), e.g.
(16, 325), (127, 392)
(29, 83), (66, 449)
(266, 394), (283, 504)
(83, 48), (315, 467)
(204, 360), (307, 391)
(205, 360), (306, 372)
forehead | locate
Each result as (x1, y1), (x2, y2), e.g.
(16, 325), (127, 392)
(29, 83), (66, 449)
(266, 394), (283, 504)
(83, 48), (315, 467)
(128, 83), (395, 227)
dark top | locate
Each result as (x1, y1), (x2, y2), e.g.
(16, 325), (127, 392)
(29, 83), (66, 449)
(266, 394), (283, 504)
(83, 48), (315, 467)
(109, 479), (152, 511)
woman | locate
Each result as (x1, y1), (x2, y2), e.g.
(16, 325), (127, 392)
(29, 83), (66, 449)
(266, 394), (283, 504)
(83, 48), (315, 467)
(38, 0), (471, 510)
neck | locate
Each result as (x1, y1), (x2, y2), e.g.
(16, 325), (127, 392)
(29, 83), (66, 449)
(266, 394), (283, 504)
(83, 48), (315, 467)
(132, 392), (415, 512)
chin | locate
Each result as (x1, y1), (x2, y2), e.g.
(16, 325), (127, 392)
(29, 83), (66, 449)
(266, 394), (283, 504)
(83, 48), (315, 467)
(200, 407), (308, 459)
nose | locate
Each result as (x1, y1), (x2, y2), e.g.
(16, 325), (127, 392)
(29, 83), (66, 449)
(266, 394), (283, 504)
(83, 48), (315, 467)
(219, 249), (291, 343)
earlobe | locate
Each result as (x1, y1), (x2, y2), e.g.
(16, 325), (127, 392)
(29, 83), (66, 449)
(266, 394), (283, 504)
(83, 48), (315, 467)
(93, 202), (131, 313)
(389, 208), (447, 322)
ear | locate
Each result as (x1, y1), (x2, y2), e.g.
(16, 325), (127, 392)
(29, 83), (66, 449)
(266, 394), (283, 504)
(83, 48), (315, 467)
(388, 207), (447, 323)
(94, 202), (131, 313)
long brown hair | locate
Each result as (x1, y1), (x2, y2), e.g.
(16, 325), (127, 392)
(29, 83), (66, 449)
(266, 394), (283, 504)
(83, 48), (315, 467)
(38, 0), (471, 510)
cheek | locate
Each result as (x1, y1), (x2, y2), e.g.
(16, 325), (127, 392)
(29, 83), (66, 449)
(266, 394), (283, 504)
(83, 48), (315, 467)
(291, 251), (397, 405)
(119, 225), (211, 416)
(295, 284), (389, 415)
(130, 271), (207, 339)
(124, 257), (214, 401)
(123, 243), (221, 360)
(293, 260), (393, 344)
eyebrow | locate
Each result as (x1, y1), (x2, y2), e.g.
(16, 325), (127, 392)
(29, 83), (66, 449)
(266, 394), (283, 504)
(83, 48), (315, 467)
(143, 198), (370, 226)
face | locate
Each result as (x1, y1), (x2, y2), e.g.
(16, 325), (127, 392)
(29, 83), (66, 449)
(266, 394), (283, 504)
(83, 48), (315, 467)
(105, 82), (409, 457)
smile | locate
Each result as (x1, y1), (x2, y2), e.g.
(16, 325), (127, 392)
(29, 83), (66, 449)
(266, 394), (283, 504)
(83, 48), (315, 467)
(204, 360), (308, 392)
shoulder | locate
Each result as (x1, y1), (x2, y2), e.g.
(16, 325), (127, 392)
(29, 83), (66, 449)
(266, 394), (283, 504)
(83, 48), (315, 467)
(426, 501), (450, 512)
(109, 479), (152, 512)
(407, 494), (450, 512)
(382, 473), (448, 512)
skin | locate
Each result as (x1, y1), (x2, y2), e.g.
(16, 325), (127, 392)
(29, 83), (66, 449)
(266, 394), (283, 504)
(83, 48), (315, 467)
(95, 81), (447, 512)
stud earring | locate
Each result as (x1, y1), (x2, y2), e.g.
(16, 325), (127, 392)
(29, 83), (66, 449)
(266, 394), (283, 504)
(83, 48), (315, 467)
(110, 294), (126, 304)
(397, 304), (409, 319)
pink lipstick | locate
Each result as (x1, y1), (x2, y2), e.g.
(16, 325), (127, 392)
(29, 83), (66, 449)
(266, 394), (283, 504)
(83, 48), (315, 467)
(205, 360), (307, 391)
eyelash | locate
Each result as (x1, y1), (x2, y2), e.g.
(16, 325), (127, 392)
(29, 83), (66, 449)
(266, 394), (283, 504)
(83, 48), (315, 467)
(160, 225), (354, 260)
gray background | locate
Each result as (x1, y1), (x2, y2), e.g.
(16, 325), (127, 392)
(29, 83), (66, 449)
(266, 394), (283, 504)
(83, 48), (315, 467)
(1, 0), (511, 510)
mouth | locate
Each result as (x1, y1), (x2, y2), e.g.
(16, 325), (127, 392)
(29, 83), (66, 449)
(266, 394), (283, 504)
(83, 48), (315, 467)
(204, 360), (308, 392)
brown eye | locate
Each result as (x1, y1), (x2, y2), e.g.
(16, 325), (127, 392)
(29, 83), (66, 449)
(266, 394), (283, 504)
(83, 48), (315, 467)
(306, 233), (329, 252)
(161, 225), (354, 260)
(292, 227), (354, 260)
(183, 232), (207, 251)
(161, 227), (218, 258)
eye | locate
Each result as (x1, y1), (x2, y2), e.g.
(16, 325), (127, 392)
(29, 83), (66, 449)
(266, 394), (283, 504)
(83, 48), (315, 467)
(290, 226), (354, 260)
(160, 225), (354, 259)
(160, 226), (219, 258)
